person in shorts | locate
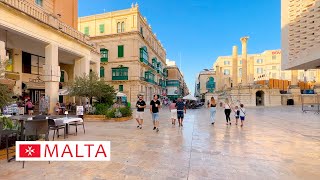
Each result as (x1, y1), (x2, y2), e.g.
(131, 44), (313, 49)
(175, 98), (186, 127)
(169, 99), (177, 125)
(239, 104), (246, 127)
(234, 106), (240, 125)
(150, 94), (161, 132)
(136, 95), (146, 129)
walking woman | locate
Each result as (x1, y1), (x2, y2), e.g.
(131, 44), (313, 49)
(208, 97), (217, 125)
(169, 99), (177, 125)
(224, 98), (232, 125)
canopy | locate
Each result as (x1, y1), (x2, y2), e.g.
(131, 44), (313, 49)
(183, 94), (197, 101)
(58, 89), (69, 96)
(116, 92), (127, 97)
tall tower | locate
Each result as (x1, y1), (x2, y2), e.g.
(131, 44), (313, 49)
(232, 46), (238, 87)
(240, 36), (249, 85)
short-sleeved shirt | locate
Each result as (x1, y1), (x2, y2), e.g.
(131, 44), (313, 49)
(136, 100), (146, 112)
(176, 101), (185, 111)
(150, 100), (161, 113)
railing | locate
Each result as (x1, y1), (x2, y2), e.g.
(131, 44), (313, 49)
(112, 76), (128, 81)
(0, 0), (93, 47)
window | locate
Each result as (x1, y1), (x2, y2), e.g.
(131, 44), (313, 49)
(35, 0), (43, 6)
(99, 24), (105, 33)
(112, 67), (128, 80)
(140, 46), (148, 63)
(84, 27), (89, 35)
(256, 68), (263, 74)
(223, 69), (230, 75)
(100, 48), (108, 62)
(117, 22), (121, 33)
(100, 67), (105, 78)
(272, 66), (276, 70)
(256, 59), (263, 64)
(60, 71), (65, 82)
(239, 68), (242, 76)
(239, 60), (242, 65)
(118, 45), (124, 58)
(119, 85), (124, 92)
(152, 58), (157, 68)
(140, 27), (143, 36)
(224, 61), (230, 65)
(272, 55), (277, 60)
(22, 52), (31, 74)
(121, 22), (125, 32)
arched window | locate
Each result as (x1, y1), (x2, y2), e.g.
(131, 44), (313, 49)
(100, 67), (105, 78)
(121, 22), (125, 32)
(117, 22), (121, 33)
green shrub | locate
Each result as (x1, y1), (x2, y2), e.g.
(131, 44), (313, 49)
(0, 117), (19, 130)
(105, 108), (117, 118)
(94, 103), (110, 115)
(119, 107), (132, 117)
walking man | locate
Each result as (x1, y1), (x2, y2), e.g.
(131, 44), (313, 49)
(136, 95), (146, 129)
(176, 98), (186, 127)
(150, 94), (161, 132)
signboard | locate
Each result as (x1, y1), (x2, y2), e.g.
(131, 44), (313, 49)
(76, 106), (84, 116)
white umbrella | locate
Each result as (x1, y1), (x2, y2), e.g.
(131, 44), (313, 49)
(58, 89), (69, 96)
(183, 94), (197, 101)
(116, 92), (127, 97)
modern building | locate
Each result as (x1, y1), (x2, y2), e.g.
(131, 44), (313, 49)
(194, 69), (216, 102)
(281, 0), (320, 94)
(165, 59), (188, 100)
(78, 4), (167, 103)
(0, 0), (100, 113)
(213, 49), (319, 91)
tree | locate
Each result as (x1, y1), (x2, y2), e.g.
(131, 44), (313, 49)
(68, 72), (115, 105)
(0, 55), (12, 109)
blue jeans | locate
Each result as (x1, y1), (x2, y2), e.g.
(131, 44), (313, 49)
(210, 107), (216, 123)
(152, 113), (159, 121)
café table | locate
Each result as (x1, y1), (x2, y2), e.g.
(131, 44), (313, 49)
(53, 117), (83, 135)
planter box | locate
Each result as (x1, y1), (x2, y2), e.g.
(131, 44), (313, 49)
(84, 115), (106, 122)
(106, 116), (132, 122)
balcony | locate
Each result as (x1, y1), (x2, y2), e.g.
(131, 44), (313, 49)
(112, 76), (128, 81)
(0, 0), (94, 48)
(166, 80), (180, 87)
(140, 77), (156, 85)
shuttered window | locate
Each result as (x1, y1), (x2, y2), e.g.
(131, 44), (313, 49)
(99, 24), (105, 33)
(118, 45), (124, 58)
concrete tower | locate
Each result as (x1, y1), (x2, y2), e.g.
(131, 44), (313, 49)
(240, 36), (249, 85)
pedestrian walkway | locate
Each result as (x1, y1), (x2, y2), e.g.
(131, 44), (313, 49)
(0, 106), (319, 179)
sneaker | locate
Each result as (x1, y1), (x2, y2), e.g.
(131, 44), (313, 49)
(211, 122), (215, 125)
(140, 126), (142, 129)
(229, 123), (231, 125)
(181, 124), (183, 127)
(156, 128), (159, 132)
(137, 125), (140, 128)
(153, 127), (156, 130)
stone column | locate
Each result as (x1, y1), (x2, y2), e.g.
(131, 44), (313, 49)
(240, 36), (249, 85)
(43, 44), (60, 114)
(216, 66), (221, 91)
(314, 69), (320, 94)
(291, 70), (299, 87)
(74, 56), (90, 78)
(248, 56), (255, 84)
(232, 46), (238, 87)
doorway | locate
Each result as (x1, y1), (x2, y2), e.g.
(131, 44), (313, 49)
(256, 91), (265, 106)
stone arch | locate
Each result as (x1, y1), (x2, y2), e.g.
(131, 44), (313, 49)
(256, 90), (265, 106)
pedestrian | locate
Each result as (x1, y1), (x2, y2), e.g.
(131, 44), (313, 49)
(169, 99), (177, 125)
(234, 106), (240, 125)
(224, 98), (232, 125)
(208, 97), (216, 125)
(39, 95), (46, 115)
(239, 104), (246, 127)
(136, 95), (146, 129)
(26, 100), (33, 115)
(175, 98), (186, 127)
(54, 102), (61, 115)
(150, 94), (161, 132)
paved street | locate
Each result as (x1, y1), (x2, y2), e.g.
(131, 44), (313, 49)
(0, 106), (319, 180)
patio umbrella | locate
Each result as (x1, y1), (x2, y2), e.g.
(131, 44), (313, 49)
(58, 89), (69, 96)
(183, 94), (197, 101)
(116, 92), (127, 97)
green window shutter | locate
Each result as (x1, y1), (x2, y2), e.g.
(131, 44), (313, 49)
(118, 45), (124, 58)
(100, 48), (108, 62)
(99, 24), (105, 33)
(84, 27), (89, 35)
(60, 71), (64, 82)
(119, 85), (124, 92)
(35, 0), (43, 6)
(100, 67), (105, 78)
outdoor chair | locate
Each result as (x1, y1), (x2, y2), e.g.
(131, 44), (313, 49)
(68, 118), (85, 135)
(48, 119), (66, 141)
(0, 121), (19, 162)
(22, 119), (49, 168)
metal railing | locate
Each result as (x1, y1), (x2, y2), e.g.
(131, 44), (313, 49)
(0, 0), (93, 47)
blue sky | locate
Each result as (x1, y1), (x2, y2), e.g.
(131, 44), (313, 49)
(79, 0), (281, 93)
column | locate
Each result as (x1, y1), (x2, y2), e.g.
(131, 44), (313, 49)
(43, 44), (60, 114)
(291, 70), (298, 87)
(0, 41), (6, 78)
(314, 70), (320, 94)
(74, 56), (90, 78)
(232, 46), (238, 87)
(248, 56), (255, 84)
(240, 36), (249, 85)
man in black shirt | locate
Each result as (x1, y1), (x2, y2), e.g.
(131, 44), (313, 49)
(136, 95), (146, 129)
(150, 94), (161, 132)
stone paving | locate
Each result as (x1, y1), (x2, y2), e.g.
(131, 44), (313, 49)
(0, 106), (319, 180)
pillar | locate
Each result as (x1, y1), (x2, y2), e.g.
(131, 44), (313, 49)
(248, 56), (255, 84)
(291, 70), (298, 87)
(240, 36), (249, 85)
(314, 70), (320, 94)
(43, 44), (60, 114)
(232, 46), (238, 87)
(74, 57), (90, 104)
(0, 41), (6, 78)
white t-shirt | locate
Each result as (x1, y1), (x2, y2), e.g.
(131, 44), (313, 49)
(239, 108), (246, 117)
(224, 104), (231, 109)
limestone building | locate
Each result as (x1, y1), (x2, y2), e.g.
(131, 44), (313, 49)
(0, 0), (100, 113)
(194, 69), (216, 102)
(78, 4), (167, 103)
(165, 59), (189, 100)
(281, 0), (320, 93)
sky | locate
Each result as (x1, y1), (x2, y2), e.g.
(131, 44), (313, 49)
(78, 0), (281, 94)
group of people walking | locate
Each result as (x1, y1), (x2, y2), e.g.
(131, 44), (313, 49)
(134, 95), (246, 132)
(135, 94), (186, 132)
(208, 97), (246, 127)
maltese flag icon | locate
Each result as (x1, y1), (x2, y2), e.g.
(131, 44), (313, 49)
(19, 144), (41, 158)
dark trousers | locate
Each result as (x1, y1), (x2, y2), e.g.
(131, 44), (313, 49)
(224, 109), (231, 122)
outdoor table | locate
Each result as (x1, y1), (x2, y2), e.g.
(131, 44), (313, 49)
(53, 117), (83, 135)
